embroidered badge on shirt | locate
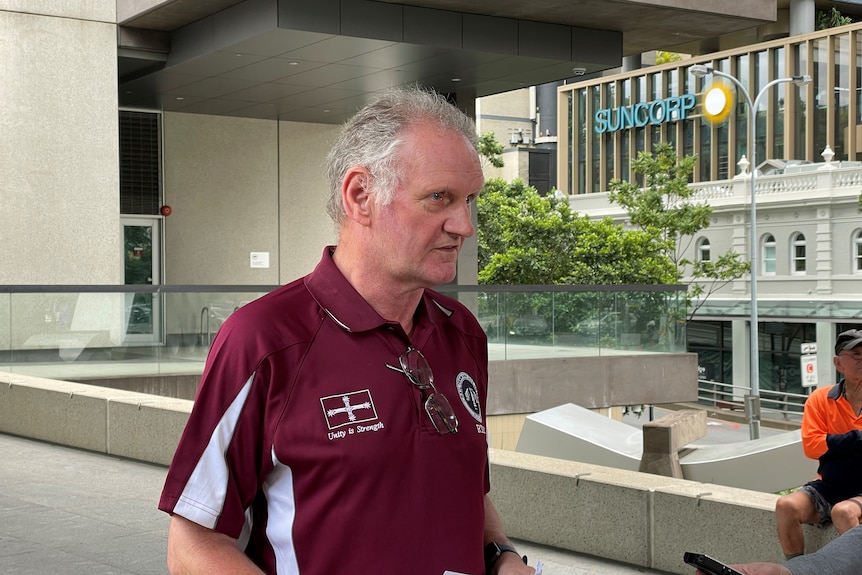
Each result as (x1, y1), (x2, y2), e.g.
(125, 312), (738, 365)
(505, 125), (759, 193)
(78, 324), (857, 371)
(320, 389), (379, 430)
(456, 372), (482, 423)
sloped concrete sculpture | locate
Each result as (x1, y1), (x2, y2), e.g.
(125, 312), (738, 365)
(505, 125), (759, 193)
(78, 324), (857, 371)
(515, 403), (643, 470)
(516, 403), (819, 493)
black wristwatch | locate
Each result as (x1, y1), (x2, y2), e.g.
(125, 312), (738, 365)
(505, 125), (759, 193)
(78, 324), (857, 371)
(483, 542), (523, 574)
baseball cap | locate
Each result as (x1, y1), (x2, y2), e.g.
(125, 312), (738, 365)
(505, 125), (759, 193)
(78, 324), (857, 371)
(835, 329), (862, 355)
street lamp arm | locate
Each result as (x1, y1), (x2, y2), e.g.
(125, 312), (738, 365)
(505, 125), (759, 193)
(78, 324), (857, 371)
(708, 68), (755, 112)
(753, 77), (805, 112)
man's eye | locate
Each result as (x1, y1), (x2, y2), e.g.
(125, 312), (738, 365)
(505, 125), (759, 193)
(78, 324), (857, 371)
(431, 192), (444, 201)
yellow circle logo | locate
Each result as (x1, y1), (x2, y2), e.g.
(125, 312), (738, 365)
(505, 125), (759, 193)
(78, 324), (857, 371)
(701, 80), (734, 124)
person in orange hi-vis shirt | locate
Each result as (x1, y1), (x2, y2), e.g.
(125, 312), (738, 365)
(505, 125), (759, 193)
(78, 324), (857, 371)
(775, 329), (862, 560)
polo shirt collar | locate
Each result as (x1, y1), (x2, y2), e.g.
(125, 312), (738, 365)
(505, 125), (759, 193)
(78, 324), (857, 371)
(828, 379), (846, 400)
(303, 246), (456, 334)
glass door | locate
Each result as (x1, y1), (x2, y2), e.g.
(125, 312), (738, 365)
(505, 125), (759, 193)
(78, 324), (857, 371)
(122, 217), (161, 344)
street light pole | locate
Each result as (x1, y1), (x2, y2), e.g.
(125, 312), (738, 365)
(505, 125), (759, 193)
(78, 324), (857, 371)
(689, 65), (810, 439)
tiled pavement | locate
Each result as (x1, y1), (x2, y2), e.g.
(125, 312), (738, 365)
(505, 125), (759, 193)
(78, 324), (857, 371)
(0, 432), (674, 575)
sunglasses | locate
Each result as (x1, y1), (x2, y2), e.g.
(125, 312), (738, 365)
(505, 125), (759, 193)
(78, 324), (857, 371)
(386, 347), (459, 434)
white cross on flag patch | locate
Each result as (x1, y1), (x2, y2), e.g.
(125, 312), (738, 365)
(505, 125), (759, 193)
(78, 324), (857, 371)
(320, 389), (378, 430)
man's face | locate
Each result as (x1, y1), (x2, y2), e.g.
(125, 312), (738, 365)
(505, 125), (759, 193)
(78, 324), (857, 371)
(370, 123), (484, 290)
(835, 345), (862, 382)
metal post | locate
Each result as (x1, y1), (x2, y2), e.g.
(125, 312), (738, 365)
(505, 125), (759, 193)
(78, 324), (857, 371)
(689, 66), (810, 440)
(744, 394), (761, 440)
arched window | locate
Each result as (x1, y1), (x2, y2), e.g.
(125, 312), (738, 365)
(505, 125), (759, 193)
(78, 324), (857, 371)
(790, 233), (806, 274)
(696, 237), (711, 262)
(762, 234), (776, 275)
(854, 230), (862, 274)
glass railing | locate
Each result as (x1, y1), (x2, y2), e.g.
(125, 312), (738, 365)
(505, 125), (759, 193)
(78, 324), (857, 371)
(0, 284), (687, 381)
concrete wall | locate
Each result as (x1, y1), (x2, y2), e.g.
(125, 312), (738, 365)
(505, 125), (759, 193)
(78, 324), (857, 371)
(162, 113), (339, 286)
(278, 121), (340, 278)
(163, 112), (280, 285)
(476, 88), (532, 148)
(72, 351), (699, 410)
(476, 89), (536, 184)
(0, 0), (114, 20)
(0, 371), (836, 574)
(0, 2), (121, 284)
(488, 353), (699, 414)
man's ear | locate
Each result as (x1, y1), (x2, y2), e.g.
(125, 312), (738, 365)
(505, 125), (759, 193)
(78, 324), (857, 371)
(341, 167), (373, 226)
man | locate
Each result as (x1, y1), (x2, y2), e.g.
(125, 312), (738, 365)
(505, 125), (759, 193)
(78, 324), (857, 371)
(693, 524), (862, 575)
(774, 328), (862, 559)
(159, 87), (535, 575)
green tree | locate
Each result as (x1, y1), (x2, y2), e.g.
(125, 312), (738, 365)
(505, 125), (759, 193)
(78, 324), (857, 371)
(477, 178), (678, 336)
(655, 51), (682, 65)
(477, 131), (504, 169)
(817, 7), (852, 30)
(477, 178), (575, 284)
(607, 143), (750, 318)
(477, 178), (675, 286)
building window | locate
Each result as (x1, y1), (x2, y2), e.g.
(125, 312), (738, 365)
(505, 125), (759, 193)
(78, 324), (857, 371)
(119, 110), (161, 215)
(697, 237), (711, 262)
(854, 230), (862, 273)
(762, 234), (776, 275)
(791, 233), (806, 274)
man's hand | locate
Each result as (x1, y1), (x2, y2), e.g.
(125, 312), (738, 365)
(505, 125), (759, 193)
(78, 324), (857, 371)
(492, 551), (535, 575)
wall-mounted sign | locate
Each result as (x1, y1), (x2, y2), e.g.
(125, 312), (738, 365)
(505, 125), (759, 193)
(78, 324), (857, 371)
(701, 80), (735, 125)
(250, 252), (270, 269)
(594, 94), (696, 134)
(801, 353), (818, 387)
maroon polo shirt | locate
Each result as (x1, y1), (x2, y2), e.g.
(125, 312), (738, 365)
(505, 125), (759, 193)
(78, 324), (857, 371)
(159, 247), (490, 575)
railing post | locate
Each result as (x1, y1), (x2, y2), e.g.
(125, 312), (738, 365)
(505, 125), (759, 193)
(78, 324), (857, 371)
(744, 394), (761, 440)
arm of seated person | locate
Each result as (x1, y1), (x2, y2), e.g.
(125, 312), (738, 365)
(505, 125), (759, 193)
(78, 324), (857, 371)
(696, 564), (793, 575)
(824, 429), (862, 455)
(167, 514), (265, 575)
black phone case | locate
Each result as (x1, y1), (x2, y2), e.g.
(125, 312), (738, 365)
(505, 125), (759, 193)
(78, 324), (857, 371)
(683, 551), (746, 575)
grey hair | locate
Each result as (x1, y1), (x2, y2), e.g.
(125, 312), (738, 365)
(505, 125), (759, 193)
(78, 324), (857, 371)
(325, 85), (478, 222)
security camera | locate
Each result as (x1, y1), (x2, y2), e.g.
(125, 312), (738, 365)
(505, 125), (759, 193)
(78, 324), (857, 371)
(572, 67), (587, 76)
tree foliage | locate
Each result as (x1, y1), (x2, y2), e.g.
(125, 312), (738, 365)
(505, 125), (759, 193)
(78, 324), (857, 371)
(476, 179), (677, 335)
(817, 7), (852, 30)
(477, 132), (504, 169)
(655, 51), (683, 65)
(607, 143), (750, 318)
(477, 178), (675, 286)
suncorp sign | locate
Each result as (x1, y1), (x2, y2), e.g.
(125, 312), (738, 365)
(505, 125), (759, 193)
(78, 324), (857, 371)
(594, 94), (696, 134)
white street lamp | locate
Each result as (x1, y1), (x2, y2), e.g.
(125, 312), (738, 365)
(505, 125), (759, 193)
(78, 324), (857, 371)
(689, 64), (811, 439)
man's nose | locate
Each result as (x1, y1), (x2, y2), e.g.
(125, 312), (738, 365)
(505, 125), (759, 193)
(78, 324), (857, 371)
(446, 203), (475, 238)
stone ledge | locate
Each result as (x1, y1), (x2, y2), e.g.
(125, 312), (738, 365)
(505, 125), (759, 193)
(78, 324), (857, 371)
(0, 371), (192, 465)
(490, 449), (837, 573)
(0, 371), (835, 574)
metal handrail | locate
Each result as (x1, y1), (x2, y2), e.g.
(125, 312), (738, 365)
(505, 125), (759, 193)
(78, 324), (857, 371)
(697, 379), (810, 422)
(200, 307), (210, 347)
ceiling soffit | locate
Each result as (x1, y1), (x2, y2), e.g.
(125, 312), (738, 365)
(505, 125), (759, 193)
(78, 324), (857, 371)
(118, 0), (778, 122)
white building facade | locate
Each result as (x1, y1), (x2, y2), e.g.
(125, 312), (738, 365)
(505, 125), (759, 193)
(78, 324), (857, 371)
(558, 21), (862, 396)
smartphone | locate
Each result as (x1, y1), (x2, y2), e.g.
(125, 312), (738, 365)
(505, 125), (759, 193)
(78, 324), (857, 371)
(683, 551), (746, 575)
